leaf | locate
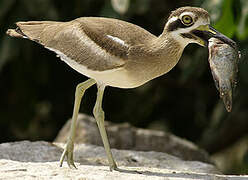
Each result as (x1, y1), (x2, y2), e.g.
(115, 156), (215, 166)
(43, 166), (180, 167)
(111, 0), (130, 15)
(100, 1), (120, 18)
(213, 0), (236, 38)
(134, 0), (150, 15)
(202, 0), (223, 23)
(237, 0), (248, 40)
(0, 0), (15, 21)
(22, 0), (58, 19)
(0, 36), (19, 71)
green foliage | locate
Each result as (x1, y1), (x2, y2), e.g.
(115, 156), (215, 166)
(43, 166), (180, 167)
(203, 0), (248, 40)
(213, 0), (236, 37)
(237, 0), (248, 40)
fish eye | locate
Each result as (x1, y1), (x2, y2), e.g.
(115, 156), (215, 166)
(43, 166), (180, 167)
(181, 15), (193, 26)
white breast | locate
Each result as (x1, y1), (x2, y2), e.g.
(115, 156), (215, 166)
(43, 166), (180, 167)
(46, 47), (142, 88)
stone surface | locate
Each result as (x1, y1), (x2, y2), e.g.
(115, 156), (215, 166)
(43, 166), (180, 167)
(0, 141), (62, 162)
(211, 135), (248, 173)
(55, 113), (211, 163)
(55, 143), (219, 174)
(1, 160), (247, 180)
(0, 141), (247, 179)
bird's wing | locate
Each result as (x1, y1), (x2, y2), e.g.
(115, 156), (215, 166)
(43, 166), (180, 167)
(7, 17), (155, 71)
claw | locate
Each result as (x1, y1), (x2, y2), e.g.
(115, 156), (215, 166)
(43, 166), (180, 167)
(109, 162), (118, 171)
(59, 141), (77, 169)
(67, 150), (77, 169)
(59, 148), (66, 167)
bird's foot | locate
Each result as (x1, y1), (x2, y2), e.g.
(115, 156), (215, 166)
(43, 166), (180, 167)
(109, 162), (118, 171)
(59, 140), (77, 169)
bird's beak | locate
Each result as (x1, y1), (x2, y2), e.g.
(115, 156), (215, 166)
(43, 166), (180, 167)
(191, 24), (237, 49)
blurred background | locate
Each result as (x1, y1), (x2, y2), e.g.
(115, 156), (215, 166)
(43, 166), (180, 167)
(0, 0), (247, 175)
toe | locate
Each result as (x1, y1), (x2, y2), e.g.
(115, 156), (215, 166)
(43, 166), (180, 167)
(67, 151), (77, 169)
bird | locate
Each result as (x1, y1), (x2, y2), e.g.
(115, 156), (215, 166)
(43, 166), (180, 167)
(6, 6), (235, 171)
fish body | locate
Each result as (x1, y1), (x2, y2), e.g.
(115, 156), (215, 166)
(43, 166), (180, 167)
(208, 38), (239, 112)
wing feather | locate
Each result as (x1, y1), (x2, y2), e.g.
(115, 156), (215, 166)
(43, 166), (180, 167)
(7, 17), (155, 71)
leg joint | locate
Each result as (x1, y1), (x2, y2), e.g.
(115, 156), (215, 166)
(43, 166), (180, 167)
(75, 79), (96, 97)
(93, 105), (104, 120)
(75, 84), (85, 97)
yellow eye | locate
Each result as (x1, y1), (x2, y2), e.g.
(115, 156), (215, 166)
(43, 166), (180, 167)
(181, 15), (193, 25)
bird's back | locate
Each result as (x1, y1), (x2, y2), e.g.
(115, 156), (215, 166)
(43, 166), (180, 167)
(8, 17), (156, 71)
(76, 17), (156, 47)
(7, 17), (161, 88)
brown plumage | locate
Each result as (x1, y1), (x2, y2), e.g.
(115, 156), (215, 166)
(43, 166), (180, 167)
(168, 6), (209, 20)
(7, 16), (183, 88)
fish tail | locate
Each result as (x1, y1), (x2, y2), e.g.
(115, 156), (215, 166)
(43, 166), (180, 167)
(219, 80), (232, 112)
(222, 90), (232, 112)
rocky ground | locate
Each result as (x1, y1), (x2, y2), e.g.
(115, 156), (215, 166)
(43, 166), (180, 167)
(0, 114), (247, 179)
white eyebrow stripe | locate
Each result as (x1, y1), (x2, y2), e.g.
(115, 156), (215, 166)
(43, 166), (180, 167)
(180, 12), (194, 18)
(106, 35), (128, 47)
(166, 16), (179, 26)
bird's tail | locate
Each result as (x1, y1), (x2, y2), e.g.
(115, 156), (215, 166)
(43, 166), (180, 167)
(6, 21), (61, 44)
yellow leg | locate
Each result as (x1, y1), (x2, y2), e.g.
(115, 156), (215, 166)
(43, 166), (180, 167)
(93, 84), (118, 171)
(59, 79), (96, 168)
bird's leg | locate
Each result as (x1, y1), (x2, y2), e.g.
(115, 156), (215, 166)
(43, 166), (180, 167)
(93, 84), (118, 171)
(59, 78), (96, 168)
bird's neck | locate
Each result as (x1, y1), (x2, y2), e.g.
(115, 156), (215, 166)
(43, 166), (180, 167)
(159, 28), (190, 49)
(152, 34), (185, 72)
(126, 33), (186, 85)
(147, 32), (186, 62)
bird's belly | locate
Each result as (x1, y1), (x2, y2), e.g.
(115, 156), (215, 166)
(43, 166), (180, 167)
(48, 47), (179, 88)
(61, 55), (144, 88)
(60, 54), (179, 89)
(47, 47), (146, 88)
(73, 64), (146, 88)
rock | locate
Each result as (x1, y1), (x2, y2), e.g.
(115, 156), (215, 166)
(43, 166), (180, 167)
(0, 141), (247, 179)
(211, 135), (248, 173)
(55, 143), (219, 174)
(55, 113), (211, 163)
(1, 160), (248, 180)
(0, 141), (62, 162)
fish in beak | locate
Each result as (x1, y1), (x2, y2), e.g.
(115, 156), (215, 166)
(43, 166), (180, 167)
(191, 25), (237, 50)
(208, 37), (240, 112)
(191, 24), (240, 112)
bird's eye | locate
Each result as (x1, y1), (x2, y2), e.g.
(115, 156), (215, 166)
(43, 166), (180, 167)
(181, 15), (193, 26)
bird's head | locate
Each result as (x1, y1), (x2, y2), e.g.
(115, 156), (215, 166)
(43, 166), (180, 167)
(164, 7), (236, 49)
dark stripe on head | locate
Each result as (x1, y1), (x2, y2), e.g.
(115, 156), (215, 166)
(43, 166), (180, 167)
(167, 19), (193, 32)
(180, 33), (197, 40)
